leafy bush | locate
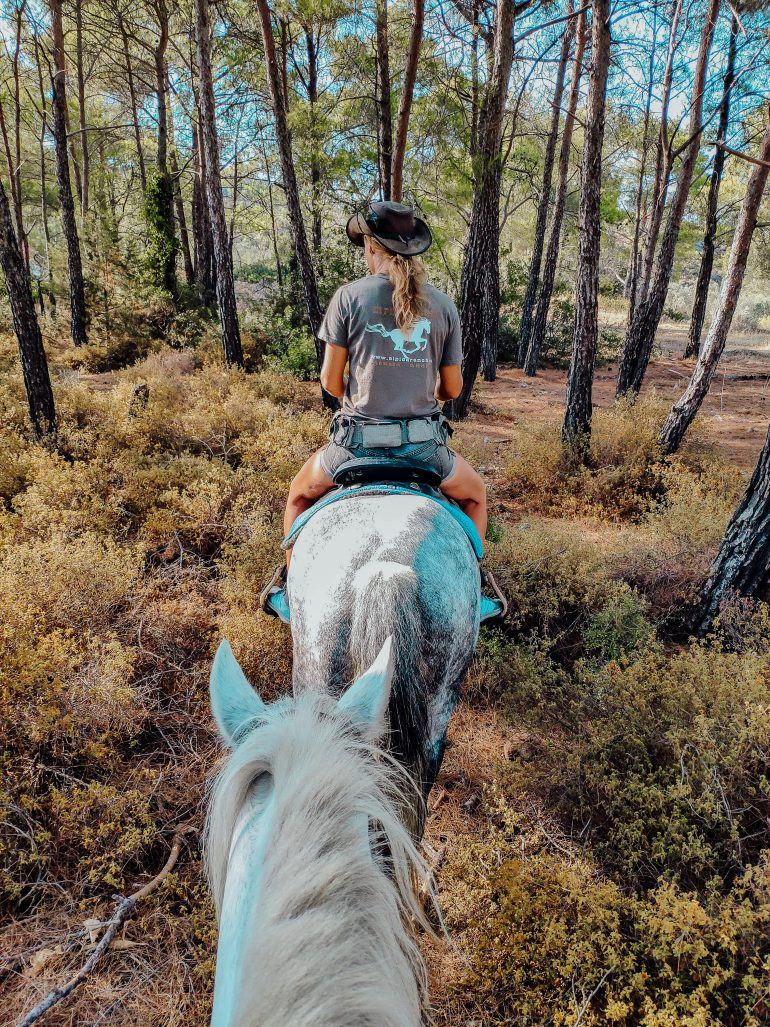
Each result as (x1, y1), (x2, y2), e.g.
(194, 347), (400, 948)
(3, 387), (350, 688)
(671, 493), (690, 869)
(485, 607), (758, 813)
(440, 789), (770, 1026)
(508, 639), (770, 891)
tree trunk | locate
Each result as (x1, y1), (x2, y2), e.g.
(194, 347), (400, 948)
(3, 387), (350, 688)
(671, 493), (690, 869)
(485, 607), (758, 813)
(3, 2), (29, 269)
(254, 0), (336, 408)
(304, 25), (322, 252)
(444, 0), (515, 419)
(625, 4), (657, 315)
(617, 0), (719, 398)
(562, 0), (611, 449)
(391, 0), (424, 202)
(167, 88), (195, 288)
(119, 16), (147, 194)
(524, 7), (586, 377)
(195, 0), (243, 366)
(74, 0), (90, 217)
(660, 110), (770, 457)
(375, 0), (393, 200)
(685, 15), (739, 360)
(696, 418), (770, 634)
(516, 5), (575, 368)
(0, 177), (57, 435)
(150, 0), (177, 297)
(33, 33), (56, 315)
(0, 97), (26, 271)
(50, 0), (88, 346)
(635, 0), (681, 314)
(469, 0), (480, 159)
(262, 139), (283, 294)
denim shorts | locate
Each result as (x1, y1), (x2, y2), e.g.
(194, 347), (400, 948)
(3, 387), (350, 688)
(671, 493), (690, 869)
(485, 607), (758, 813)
(320, 437), (457, 483)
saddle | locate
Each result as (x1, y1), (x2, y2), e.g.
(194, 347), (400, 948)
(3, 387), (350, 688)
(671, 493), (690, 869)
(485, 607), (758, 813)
(282, 456), (484, 560)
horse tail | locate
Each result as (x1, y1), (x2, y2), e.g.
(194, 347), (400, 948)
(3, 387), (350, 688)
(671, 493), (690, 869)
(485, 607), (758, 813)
(350, 561), (428, 816)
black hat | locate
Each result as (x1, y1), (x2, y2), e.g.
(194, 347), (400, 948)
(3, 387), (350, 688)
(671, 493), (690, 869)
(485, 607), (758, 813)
(346, 200), (432, 257)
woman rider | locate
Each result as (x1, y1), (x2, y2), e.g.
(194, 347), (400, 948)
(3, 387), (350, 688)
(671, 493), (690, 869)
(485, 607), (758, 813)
(263, 201), (504, 622)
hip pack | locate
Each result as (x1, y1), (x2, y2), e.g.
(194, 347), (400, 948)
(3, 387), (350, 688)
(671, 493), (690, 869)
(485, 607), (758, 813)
(330, 413), (452, 449)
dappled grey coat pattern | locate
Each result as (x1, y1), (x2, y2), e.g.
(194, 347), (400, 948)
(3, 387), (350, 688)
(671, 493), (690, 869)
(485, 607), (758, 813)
(287, 492), (481, 833)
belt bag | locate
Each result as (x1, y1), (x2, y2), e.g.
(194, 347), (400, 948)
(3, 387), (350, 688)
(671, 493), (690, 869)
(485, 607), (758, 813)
(331, 414), (450, 449)
(360, 422), (403, 448)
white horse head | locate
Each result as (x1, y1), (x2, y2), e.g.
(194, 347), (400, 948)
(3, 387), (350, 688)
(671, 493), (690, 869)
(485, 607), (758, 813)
(205, 637), (430, 1027)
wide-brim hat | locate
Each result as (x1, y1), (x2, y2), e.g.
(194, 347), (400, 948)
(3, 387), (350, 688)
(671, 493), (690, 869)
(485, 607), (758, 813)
(346, 200), (432, 257)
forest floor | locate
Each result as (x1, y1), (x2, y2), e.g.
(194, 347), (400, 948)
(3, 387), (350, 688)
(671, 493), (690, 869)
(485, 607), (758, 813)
(3, 318), (770, 1025)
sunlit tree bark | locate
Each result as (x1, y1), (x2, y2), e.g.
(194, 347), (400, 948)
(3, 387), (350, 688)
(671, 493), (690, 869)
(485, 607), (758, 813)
(563, 0), (611, 449)
(660, 112), (770, 456)
(0, 176), (56, 435)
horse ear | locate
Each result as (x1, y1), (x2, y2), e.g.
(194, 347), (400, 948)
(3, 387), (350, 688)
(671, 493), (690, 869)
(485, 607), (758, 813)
(339, 637), (394, 740)
(210, 640), (268, 746)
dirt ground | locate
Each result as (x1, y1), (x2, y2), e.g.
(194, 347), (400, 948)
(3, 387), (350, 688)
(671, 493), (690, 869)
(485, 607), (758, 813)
(469, 333), (770, 471)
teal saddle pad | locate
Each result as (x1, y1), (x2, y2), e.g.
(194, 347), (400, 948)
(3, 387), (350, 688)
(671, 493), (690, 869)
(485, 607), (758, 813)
(282, 483), (484, 560)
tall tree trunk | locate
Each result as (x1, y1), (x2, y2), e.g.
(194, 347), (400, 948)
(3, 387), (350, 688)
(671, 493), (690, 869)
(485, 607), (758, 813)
(192, 119), (215, 298)
(524, 7), (586, 377)
(0, 2), (28, 270)
(617, 0), (719, 398)
(304, 25), (322, 252)
(0, 98), (26, 270)
(33, 33), (56, 315)
(635, 0), (681, 314)
(625, 5), (657, 315)
(195, 0), (243, 366)
(469, 0), (480, 160)
(119, 15), (147, 193)
(391, 0), (424, 202)
(685, 15), (739, 359)
(516, 4), (575, 368)
(660, 112), (770, 457)
(167, 86), (195, 288)
(262, 138), (283, 294)
(445, 0), (515, 419)
(149, 0), (177, 297)
(254, 0), (336, 408)
(696, 418), (770, 635)
(562, 0), (611, 449)
(0, 177), (56, 435)
(50, 0), (88, 346)
(74, 0), (90, 216)
(375, 0), (393, 200)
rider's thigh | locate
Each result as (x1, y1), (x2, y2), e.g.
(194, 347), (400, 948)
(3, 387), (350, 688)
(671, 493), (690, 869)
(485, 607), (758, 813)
(291, 449), (334, 501)
(440, 452), (485, 503)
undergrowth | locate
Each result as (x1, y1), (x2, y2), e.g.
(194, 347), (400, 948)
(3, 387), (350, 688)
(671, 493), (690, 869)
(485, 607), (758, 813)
(0, 321), (766, 1026)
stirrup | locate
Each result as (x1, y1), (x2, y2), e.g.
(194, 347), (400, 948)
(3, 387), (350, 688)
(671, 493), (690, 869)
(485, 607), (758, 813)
(480, 567), (508, 623)
(259, 564), (290, 624)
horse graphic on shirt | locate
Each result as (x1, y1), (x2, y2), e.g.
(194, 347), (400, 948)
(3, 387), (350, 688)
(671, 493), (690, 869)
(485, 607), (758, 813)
(365, 318), (432, 358)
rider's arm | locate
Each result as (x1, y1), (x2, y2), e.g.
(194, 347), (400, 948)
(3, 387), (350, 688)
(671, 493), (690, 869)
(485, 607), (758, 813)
(436, 364), (462, 401)
(320, 343), (348, 399)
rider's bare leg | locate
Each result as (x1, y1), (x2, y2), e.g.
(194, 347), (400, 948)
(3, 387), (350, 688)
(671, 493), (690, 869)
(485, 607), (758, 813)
(440, 453), (487, 540)
(284, 450), (334, 565)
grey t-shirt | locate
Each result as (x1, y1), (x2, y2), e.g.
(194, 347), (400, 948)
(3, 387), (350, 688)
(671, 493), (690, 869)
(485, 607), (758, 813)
(318, 273), (462, 419)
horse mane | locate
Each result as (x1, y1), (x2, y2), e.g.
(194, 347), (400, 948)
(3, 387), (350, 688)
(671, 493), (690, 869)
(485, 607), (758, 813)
(204, 693), (433, 1027)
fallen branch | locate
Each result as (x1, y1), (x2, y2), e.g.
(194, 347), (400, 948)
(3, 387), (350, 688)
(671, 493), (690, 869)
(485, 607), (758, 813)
(17, 829), (192, 1027)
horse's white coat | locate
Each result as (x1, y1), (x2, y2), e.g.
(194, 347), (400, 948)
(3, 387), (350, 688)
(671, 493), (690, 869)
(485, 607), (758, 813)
(205, 641), (429, 1027)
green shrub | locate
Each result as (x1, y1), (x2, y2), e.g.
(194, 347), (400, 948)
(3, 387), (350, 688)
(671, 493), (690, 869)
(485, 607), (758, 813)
(509, 639), (770, 890)
(440, 788), (770, 1026)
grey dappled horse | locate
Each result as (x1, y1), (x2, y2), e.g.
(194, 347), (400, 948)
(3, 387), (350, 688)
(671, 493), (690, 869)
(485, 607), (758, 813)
(287, 490), (481, 831)
(205, 492), (480, 1024)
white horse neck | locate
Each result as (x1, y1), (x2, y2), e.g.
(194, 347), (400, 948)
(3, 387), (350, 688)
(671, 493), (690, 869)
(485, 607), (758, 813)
(207, 698), (426, 1027)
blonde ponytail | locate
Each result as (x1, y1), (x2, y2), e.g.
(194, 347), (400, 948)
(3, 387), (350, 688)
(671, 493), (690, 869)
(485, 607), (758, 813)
(371, 241), (427, 330)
